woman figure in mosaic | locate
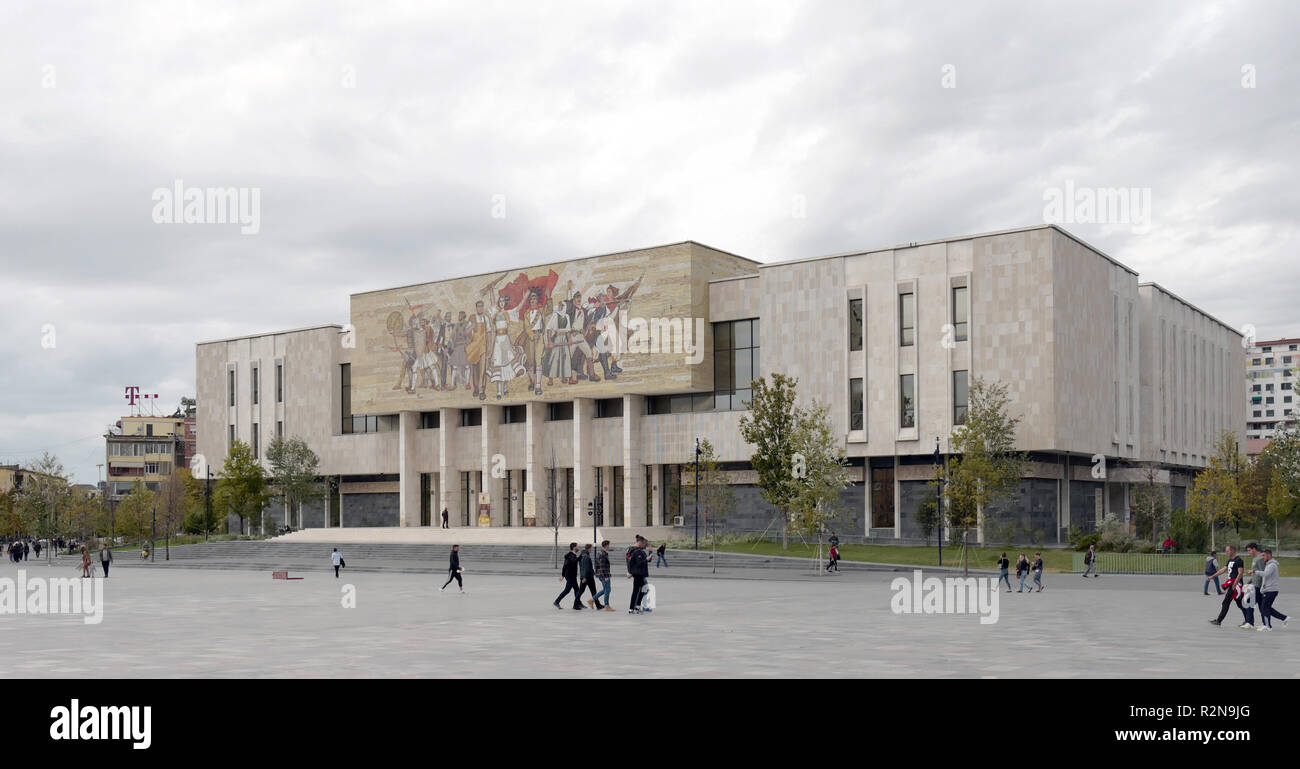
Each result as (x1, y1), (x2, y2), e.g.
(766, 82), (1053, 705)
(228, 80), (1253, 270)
(488, 295), (527, 399)
(542, 296), (573, 386)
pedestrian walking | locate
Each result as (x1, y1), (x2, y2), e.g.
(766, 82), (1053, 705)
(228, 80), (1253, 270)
(1208, 545), (1251, 627)
(1082, 545), (1100, 578)
(996, 552), (1012, 592)
(22, 540), (29, 561)
(1016, 554), (1032, 592)
(33, 540), (42, 559)
(554, 543), (584, 610)
(655, 542), (668, 568)
(440, 544), (465, 593)
(78, 546), (92, 578)
(826, 544), (840, 573)
(441, 508), (449, 529)
(1032, 553), (1045, 592)
(594, 540), (615, 612)
(579, 544), (604, 610)
(627, 536), (650, 614)
(1255, 549), (1289, 631)
(100, 543), (113, 578)
(1204, 550), (1222, 595)
(331, 547), (344, 578)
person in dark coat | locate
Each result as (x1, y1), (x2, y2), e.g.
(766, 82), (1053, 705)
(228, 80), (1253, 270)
(627, 536), (651, 614)
(579, 544), (604, 610)
(553, 543), (584, 610)
(440, 544), (464, 593)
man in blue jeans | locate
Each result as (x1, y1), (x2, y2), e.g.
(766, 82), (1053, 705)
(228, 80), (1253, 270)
(1032, 553), (1045, 592)
(1204, 550), (1222, 595)
(1256, 549), (1289, 631)
(594, 540), (614, 612)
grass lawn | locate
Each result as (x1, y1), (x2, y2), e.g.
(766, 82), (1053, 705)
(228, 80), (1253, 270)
(687, 540), (1300, 577)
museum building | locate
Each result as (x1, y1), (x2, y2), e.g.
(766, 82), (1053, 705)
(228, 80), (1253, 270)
(195, 225), (1245, 542)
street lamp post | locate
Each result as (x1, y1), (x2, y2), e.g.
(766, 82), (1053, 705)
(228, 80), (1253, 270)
(150, 506), (156, 562)
(694, 438), (701, 552)
(934, 437), (944, 567)
(205, 468), (212, 542)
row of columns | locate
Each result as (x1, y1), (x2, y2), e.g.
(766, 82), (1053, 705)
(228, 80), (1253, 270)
(398, 395), (668, 529)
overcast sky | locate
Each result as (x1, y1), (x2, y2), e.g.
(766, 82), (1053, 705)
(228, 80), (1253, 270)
(1, 0), (1297, 484)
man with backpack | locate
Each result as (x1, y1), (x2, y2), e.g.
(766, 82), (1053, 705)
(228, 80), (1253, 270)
(554, 543), (584, 610)
(1082, 545), (1099, 578)
(626, 535), (650, 614)
(1204, 550), (1222, 595)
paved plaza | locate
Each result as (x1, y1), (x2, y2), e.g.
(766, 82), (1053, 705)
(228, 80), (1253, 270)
(1, 562), (1297, 678)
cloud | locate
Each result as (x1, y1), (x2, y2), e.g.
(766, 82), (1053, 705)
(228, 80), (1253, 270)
(0, 0), (1296, 483)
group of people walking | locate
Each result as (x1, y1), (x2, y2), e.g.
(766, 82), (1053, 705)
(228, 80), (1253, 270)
(994, 552), (1046, 592)
(1207, 543), (1289, 631)
(553, 536), (656, 614)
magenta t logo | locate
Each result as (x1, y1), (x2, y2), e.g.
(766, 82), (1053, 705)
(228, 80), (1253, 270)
(125, 386), (141, 406)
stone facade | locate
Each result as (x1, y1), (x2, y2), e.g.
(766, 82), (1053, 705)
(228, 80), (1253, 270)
(195, 227), (1243, 542)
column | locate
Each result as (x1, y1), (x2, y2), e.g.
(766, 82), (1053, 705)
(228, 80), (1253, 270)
(398, 411), (419, 527)
(439, 408), (459, 527)
(573, 398), (595, 532)
(623, 395), (645, 531)
(650, 463), (663, 526)
(525, 401), (545, 527)
(482, 404), (502, 525)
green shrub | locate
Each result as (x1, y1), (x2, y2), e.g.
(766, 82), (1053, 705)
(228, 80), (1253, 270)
(1075, 533), (1100, 551)
(1167, 507), (1208, 554)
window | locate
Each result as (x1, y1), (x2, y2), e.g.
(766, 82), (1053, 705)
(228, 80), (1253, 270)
(276, 363), (283, 403)
(229, 424), (235, 446)
(144, 463), (159, 475)
(1266, 358), (1274, 365)
(546, 402), (573, 422)
(1267, 410), (1275, 417)
(419, 411), (440, 429)
(712, 318), (759, 411)
(849, 299), (863, 351)
(503, 405), (527, 424)
(1254, 411), (1262, 418)
(276, 421), (283, 438)
(595, 398), (623, 418)
(228, 369), (236, 407)
(1284, 383), (1293, 390)
(850, 378), (863, 431)
(1253, 359), (1261, 366)
(145, 424), (153, 437)
(340, 364), (352, 433)
(340, 364), (397, 434)
(1253, 384), (1262, 392)
(900, 374), (915, 428)
(645, 394), (712, 414)
(460, 409), (482, 427)
(1286, 356), (1294, 364)
(953, 370), (969, 426)
(899, 293), (915, 346)
(252, 367), (259, 406)
(252, 425), (259, 459)
(952, 286), (969, 342)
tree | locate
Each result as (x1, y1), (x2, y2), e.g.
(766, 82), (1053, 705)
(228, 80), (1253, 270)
(0, 491), (17, 537)
(156, 468), (194, 559)
(916, 491), (940, 547)
(1270, 422), (1300, 497)
(786, 401), (852, 574)
(266, 436), (324, 530)
(14, 453), (74, 563)
(1265, 472), (1297, 544)
(1131, 462), (1170, 543)
(737, 373), (801, 550)
(685, 438), (736, 573)
(547, 445), (560, 569)
(213, 440), (274, 535)
(940, 378), (1026, 575)
(115, 480), (155, 545)
(1188, 431), (1246, 550)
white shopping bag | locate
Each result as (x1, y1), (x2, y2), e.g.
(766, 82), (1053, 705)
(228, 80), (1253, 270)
(641, 583), (656, 611)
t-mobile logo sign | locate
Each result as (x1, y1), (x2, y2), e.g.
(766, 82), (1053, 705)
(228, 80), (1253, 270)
(123, 387), (158, 407)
